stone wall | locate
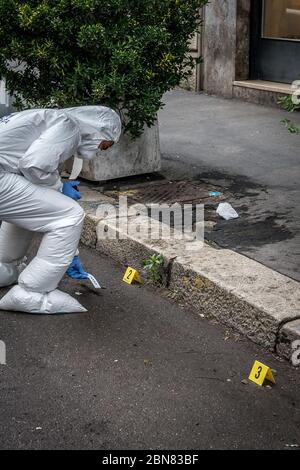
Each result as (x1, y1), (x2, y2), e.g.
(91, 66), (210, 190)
(200, 0), (252, 97)
(233, 86), (288, 107)
(180, 24), (203, 92)
(202, 0), (238, 97)
(235, 0), (251, 81)
(180, 62), (198, 92)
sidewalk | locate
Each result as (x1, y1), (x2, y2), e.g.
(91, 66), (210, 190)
(159, 89), (300, 282)
(0, 245), (299, 449)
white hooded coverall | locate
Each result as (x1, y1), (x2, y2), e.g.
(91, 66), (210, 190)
(0, 106), (122, 313)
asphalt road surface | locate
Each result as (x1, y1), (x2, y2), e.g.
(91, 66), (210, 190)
(0, 246), (299, 450)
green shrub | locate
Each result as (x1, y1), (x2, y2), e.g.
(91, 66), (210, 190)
(0, 0), (207, 137)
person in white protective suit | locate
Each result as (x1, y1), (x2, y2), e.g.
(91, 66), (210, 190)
(0, 106), (122, 314)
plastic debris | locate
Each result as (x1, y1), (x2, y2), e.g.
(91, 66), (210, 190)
(87, 273), (101, 289)
(209, 191), (223, 197)
(216, 202), (239, 220)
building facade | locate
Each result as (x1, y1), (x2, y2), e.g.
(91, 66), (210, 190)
(188, 0), (300, 105)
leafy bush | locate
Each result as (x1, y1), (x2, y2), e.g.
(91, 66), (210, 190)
(0, 0), (207, 137)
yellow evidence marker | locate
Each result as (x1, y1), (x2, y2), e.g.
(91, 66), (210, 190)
(248, 360), (276, 386)
(123, 267), (142, 285)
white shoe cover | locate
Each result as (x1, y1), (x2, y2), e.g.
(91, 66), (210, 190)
(0, 262), (18, 287)
(0, 285), (87, 314)
(0, 259), (27, 288)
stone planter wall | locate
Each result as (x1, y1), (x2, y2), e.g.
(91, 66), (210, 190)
(79, 122), (161, 182)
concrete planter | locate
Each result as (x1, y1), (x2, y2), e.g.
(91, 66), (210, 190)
(79, 122), (161, 182)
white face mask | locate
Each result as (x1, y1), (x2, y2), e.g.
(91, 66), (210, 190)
(77, 134), (100, 160)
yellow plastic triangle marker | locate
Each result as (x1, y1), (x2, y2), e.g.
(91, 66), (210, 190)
(248, 360), (276, 386)
(123, 267), (142, 285)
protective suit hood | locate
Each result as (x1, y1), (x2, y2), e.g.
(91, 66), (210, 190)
(65, 106), (122, 160)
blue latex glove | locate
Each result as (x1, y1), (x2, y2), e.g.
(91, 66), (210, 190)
(66, 256), (88, 280)
(62, 180), (82, 201)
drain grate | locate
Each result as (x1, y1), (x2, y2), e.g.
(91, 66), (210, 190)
(105, 180), (227, 205)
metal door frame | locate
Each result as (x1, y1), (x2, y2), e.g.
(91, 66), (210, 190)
(250, 0), (300, 83)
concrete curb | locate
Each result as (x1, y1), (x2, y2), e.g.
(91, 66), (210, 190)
(79, 187), (300, 364)
(276, 320), (300, 362)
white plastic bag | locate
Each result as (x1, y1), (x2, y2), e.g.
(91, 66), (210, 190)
(0, 285), (87, 314)
(216, 202), (239, 221)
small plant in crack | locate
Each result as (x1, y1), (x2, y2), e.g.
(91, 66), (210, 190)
(278, 95), (299, 113)
(281, 118), (300, 134)
(143, 254), (164, 286)
(278, 92), (300, 135)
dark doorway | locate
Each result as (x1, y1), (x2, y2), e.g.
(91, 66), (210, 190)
(250, 0), (300, 83)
